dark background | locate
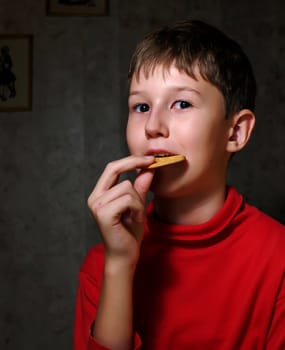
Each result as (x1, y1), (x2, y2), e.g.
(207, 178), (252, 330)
(0, 0), (284, 349)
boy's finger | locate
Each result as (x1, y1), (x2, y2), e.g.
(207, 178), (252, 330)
(95, 193), (145, 235)
(92, 156), (154, 198)
(133, 170), (155, 204)
(88, 180), (140, 215)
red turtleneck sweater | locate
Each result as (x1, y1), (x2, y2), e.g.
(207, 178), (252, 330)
(74, 187), (285, 350)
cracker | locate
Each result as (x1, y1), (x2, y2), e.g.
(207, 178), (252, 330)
(147, 155), (185, 169)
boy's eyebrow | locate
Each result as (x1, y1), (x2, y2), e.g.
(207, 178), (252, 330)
(129, 86), (201, 97)
(172, 86), (201, 95)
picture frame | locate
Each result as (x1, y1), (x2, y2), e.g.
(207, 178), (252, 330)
(0, 34), (33, 112)
(47, 0), (108, 16)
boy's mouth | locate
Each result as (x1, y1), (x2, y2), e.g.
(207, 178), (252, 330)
(145, 149), (177, 157)
(151, 153), (172, 157)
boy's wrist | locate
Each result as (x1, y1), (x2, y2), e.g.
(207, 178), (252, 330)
(104, 257), (138, 279)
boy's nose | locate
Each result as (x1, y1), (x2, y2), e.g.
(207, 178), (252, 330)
(145, 111), (169, 139)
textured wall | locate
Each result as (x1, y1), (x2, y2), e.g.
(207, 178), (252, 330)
(0, 0), (284, 349)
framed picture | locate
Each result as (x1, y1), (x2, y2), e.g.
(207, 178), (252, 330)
(47, 0), (108, 16)
(0, 35), (33, 112)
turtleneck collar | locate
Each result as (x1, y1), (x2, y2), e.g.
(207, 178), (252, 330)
(145, 186), (244, 245)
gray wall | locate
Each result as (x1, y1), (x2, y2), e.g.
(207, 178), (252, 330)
(0, 0), (284, 349)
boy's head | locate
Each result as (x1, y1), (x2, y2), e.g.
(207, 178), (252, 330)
(128, 19), (256, 119)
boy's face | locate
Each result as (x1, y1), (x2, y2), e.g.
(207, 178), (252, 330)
(127, 64), (232, 198)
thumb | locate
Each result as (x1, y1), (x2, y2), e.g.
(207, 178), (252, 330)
(133, 169), (155, 204)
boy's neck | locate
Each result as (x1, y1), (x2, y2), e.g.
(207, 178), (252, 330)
(153, 184), (227, 226)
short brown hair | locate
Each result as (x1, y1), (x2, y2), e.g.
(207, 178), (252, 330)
(128, 20), (256, 119)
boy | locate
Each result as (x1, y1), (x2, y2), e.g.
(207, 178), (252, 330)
(74, 20), (285, 350)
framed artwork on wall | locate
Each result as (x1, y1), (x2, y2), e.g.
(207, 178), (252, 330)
(47, 0), (108, 16)
(0, 35), (33, 112)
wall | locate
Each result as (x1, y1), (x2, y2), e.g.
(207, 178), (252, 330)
(0, 0), (284, 349)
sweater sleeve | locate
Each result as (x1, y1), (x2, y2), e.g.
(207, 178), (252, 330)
(265, 276), (285, 349)
(87, 333), (142, 350)
(73, 245), (142, 350)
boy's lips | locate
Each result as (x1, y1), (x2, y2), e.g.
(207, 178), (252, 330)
(145, 149), (178, 157)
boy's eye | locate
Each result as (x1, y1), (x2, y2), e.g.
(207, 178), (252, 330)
(173, 100), (192, 109)
(134, 103), (150, 113)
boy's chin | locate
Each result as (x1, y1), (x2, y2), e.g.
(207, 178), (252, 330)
(148, 161), (189, 197)
(149, 176), (185, 199)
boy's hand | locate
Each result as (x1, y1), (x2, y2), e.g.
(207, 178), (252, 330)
(88, 156), (155, 271)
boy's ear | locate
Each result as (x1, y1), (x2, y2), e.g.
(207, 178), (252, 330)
(226, 109), (256, 153)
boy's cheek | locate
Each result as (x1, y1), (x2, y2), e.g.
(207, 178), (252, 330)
(126, 139), (145, 156)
